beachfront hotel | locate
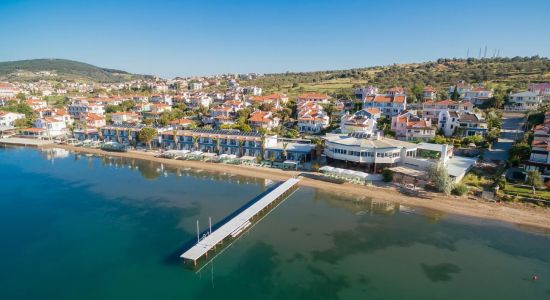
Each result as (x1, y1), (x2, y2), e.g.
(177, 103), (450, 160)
(323, 132), (475, 182)
(161, 129), (315, 163)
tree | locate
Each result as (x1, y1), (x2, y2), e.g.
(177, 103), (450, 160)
(526, 170), (543, 194)
(451, 84), (460, 100)
(426, 162), (453, 195)
(105, 105), (121, 113)
(382, 168), (393, 182)
(138, 127), (157, 149)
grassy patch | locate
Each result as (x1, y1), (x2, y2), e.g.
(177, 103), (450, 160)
(461, 172), (492, 189)
(503, 185), (550, 201)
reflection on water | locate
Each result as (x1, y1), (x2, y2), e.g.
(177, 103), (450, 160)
(0, 147), (549, 300)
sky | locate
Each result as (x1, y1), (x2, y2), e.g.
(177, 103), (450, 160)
(1, 0), (549, 78)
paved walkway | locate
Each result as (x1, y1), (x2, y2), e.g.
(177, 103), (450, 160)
(0, 137), (55, 147)
(483, 112), (525, 162)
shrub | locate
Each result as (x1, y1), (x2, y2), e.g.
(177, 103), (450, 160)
(453, 184), (468, 196)
(382, 168), (393, 182)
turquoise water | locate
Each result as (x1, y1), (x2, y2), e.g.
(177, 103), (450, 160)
(0, 147), (549, 300)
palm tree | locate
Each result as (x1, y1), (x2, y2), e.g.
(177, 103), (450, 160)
(212, 137), (220, 154)
(97, 127), (104, 142)
(312, 137), (324, 162)
(173, 131), (179, 150)
(238, 139), (244, 157)
(282, 141), (289, 161)
(192, 135), (199, 151)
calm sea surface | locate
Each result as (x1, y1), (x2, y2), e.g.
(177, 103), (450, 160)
(0, 147), (549, 300)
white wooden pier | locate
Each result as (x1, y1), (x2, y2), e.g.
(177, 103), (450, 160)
(181, 177), (301, 265)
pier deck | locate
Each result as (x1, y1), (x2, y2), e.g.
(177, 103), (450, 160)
(181, 177), (300, 263)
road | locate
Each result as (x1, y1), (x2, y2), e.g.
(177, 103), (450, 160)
(483, 112), (525, 162)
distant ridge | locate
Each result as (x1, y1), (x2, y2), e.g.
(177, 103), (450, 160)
(0, 58), (153, 83)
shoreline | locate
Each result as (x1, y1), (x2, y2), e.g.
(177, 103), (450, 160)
(46, 144), (550, 232)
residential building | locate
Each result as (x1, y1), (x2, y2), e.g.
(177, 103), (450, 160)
(296, 93), (330, 105)
(26, 99), (48, 110)
(528, 83), (550, 101)
(525, 112), (550, 181)
(362, 93), (407, 117)
(340, 108), (380, 134)
(421, 86), (437, 101)
(438, 111), (487, 137)
(506, 91), (542, 110)
(297, 101), (330, 133)
(0, 111), (25, 126)
(463, 87), (493, 106)
(81, 113), (106, 128)
(68, 100), (105, 118)
(448, 80), (472, 98)
(110, 112), (142, 124)
(248, 110), (280, 130)
(354, 86), (379, 100)
(33, 117), (67, 137)
(392, 111), (436, 141)
(421, 99), (473, 121)
(169, 118), (194, 130)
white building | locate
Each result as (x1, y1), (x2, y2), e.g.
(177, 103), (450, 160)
(0, 111), (25, 126)
(463, 87), (493, 106)
(34, 117), (67, 137)
(340, 108), (380, 134)
(506, 91), (542, 110)
(437, 111), (488, 137)
(68, 101), (105, 118)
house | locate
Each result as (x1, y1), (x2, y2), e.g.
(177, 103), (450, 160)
(463, 87), (493, 106)
(33, 117), (67, 137)
(422, 86), (437, 101)
(297, 101), (330, 134)
(524, 112), (550, 181)
(354, 86), (379, 100)
(506, 91), (542, 110)
(81, 113), (106, 128)
(26, 99), (48, 110)
(110, 112), (142, 124)
(68, 100), (105, 118)
(170, 118), (194, 130)
(438, 111), (487, 137)
(448, 80), (472, 98)
(421, 99), (473, 121)
(340, 108), (380, 134)
(528, 83), (550, 101)
(248, 110), (280, 130)
(189, 82), (203, 91)
(243, 86), (262, 96)
(247, 93), (288, 110)
(362, 93), (407, 117)
(392, 111), (436, 141)
(0, 111), (25, 126)
(296, 93), (330, 105)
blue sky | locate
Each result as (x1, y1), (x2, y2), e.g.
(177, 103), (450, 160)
(1, 0), (549, 77)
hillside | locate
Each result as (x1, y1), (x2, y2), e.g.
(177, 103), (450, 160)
(0, 59), (152, 83)
(242, 57), (550, 100)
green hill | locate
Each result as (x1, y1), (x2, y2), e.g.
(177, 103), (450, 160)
(0, 58), (152, 83)
(242, 56), (550, 100)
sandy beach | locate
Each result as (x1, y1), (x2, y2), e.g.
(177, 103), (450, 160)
(48, 144), (550, 232)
